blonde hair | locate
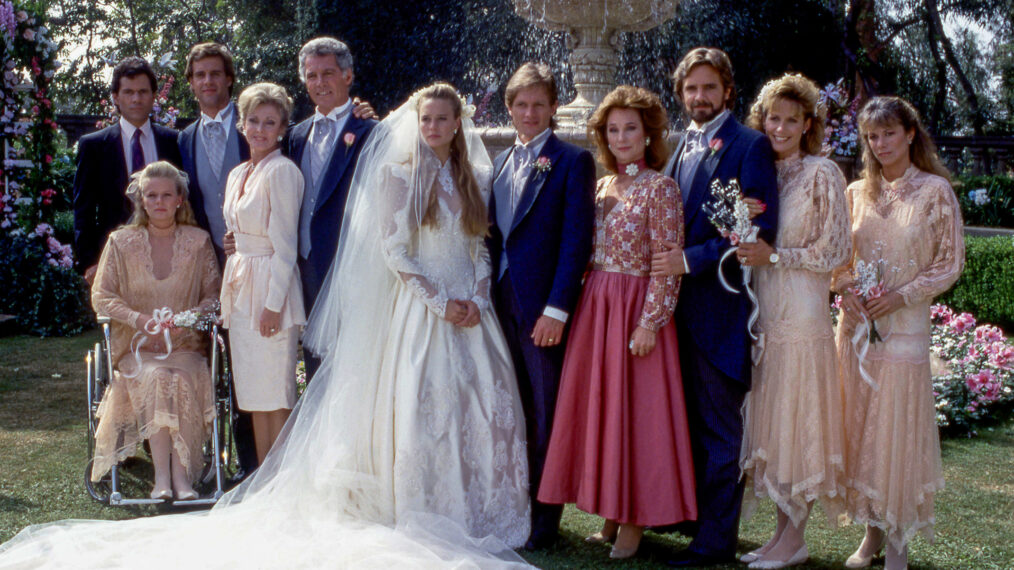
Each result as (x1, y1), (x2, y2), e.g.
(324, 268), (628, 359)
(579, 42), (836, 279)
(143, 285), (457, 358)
(126, 161), (197, 227)
(857, 96), (950, 198)
(747, 73), (826, 156)
(587, 85), (670, 173)
(237, 82), (293, 132)
(415, 82), (488, 237)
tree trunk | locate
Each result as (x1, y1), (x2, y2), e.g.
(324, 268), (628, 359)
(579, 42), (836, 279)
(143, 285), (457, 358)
(925, 8), (950, 131)
(925, 0), (986, 137)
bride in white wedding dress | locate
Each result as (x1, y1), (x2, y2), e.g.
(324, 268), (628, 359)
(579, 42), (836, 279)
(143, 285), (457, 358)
(0, 83), (530, 569)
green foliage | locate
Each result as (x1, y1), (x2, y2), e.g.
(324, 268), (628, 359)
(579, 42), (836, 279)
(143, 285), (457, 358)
(939, 235), (1014, 331)
(0, 233), (92, 336)
(954, 174), (1014, 228)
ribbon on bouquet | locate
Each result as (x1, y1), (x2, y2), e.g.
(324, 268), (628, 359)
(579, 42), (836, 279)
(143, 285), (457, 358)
(716, 226), (762, 352)
(849, 314), (880, 391)
(122, 307), (176, 378)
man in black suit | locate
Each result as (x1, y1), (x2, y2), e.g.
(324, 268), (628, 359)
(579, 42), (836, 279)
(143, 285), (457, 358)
(72, 56), (183, 283)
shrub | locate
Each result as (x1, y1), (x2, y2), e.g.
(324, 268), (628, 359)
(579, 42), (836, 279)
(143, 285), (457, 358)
(930, 305), (1014, 436)
(938, 236), (1014, 332)
(0, 232), (92, 337)
(954, 174), (1014, 228)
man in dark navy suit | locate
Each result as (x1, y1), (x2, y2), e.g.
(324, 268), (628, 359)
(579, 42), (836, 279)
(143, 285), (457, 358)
(73, 56), (183, 283)
(652, 47), (780, 567)
(488, 62), (596, 551)
(178, 42), (258, 479)
(285, 37), (377, 379)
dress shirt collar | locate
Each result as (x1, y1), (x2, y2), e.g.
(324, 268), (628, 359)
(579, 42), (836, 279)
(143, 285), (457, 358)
(119, 116), (153, 140)
(201, 101), (234, 125)
(514, 127), (552, 158)
(688, 109), (730, 141)
(313, 99), (353, 124)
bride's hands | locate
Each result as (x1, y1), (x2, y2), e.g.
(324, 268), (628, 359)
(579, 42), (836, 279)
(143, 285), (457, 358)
(445, 300), (481, 327)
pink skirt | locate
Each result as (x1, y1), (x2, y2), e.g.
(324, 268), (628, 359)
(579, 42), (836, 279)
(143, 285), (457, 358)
(538, 270), (697, 526)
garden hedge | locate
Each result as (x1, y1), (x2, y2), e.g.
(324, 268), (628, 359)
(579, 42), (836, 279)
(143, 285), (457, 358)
(938, 235), (1014, 331)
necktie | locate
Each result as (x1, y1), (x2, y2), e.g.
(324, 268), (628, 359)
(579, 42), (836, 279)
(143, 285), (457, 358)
(130, 129), (145, 173)
(311, 118), (334, 188)
(205, 121), (227, 179)
(512, 145), (532, 213)
(685, 129), (706, 154)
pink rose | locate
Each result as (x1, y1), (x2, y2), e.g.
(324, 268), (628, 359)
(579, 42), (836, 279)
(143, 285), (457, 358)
(22, 28), (34, 41)
(343, 132), (356, 148)
(15, 11), (27, 22)
(975, 325), (1004, 344)
(709, 138), (724, 155)
(44, 154), (52, 164)
(951, 313), (976, 333)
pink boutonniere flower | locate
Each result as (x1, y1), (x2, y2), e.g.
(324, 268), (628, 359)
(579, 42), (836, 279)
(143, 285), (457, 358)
(533, 156), (552, 173)
(709, 138), (724, 156)
(343, 132), (356, 148)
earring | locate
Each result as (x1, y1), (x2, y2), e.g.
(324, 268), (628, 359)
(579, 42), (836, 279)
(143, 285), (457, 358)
(908, 139), (913, 145)
(277, 135), (284, 142)
(645, 137), (651, 145)
(453, 128), (458, 135)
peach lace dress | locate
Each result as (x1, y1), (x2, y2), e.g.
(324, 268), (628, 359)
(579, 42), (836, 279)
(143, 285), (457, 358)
(90, 225), (222, 483)
(740, 154), (851, 526)
(832, 165), (964, 549)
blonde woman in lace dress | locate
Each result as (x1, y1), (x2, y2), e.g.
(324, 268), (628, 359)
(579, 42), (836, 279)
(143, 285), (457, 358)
(734, 74), (851, 569)
(91, 161), (222, 501)
(220, 83), (305, 463)
(833, 96), (964, 570)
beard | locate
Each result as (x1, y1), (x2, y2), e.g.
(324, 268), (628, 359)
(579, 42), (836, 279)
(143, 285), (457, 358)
(687, 102), (721, 125)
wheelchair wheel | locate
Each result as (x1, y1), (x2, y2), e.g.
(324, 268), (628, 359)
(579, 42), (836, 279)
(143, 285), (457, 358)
(84, 459), (112, 503)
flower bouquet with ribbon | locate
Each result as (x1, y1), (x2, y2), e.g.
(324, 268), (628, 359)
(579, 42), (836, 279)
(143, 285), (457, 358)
(124, 301), (221, 378)
(847, 259), (886, 389)
(703, 178), (761, 341)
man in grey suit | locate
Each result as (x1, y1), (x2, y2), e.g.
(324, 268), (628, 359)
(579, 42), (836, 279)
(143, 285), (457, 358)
(178, 42), (257, 477)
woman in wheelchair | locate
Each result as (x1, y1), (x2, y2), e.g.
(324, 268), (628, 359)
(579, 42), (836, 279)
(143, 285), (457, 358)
(90, 161), (222, 501)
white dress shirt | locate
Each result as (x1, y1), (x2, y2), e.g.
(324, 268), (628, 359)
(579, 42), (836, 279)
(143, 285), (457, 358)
(119, 117), (158, 175)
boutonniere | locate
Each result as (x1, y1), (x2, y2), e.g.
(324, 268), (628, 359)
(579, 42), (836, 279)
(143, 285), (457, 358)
(533, 156), (552, 173)
(709, 138), (724, 156)
(343, 132), (356, 149)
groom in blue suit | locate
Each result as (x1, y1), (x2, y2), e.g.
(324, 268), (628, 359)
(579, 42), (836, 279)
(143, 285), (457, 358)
(488, 63), (596, 551)
(285, 37), (377, 378)
(653, 47), (779, 567)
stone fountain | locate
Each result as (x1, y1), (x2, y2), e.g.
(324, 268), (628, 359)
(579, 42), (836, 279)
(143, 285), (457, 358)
(482, 0), (678, 156)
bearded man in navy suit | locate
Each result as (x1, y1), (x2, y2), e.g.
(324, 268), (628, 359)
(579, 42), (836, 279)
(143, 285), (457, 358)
(651, 47), (780, 567)
(73, 56), (182, 283)
(488, 62), (596, 551)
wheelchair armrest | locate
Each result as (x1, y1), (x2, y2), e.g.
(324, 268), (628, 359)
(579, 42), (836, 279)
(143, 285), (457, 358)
(96, 316), (112, 325)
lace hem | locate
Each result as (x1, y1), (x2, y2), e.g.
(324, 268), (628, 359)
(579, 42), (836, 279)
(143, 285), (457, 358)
(742, 451), (847, 527)
(845, 476), (944, 550)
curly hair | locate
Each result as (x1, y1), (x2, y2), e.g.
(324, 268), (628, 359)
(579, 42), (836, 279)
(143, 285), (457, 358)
(857, 96), (950, 198)
(126, 161), (197, 228)
(587, 85), (670, 173)
(746, 73), (826, 156)
(237, 82), (293, 134)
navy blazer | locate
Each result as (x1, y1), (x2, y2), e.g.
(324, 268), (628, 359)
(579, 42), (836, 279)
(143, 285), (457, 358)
(285, 113), (378, 294)
(664, 116), (779, 386)
(488, 132), (596, 329)
(178, 114), (250, 240)
(72, 122), (182, 270)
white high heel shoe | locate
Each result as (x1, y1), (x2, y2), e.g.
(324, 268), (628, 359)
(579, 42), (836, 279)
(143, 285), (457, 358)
(749, 545), (808, 569)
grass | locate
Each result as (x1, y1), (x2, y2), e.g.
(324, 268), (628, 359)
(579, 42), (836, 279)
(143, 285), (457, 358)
(2, 330), (1013, 568)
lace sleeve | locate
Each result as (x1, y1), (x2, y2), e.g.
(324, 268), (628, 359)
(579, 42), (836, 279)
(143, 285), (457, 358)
(91, 234), (143, 329)
(379, 164), (448, 318)
(831, 182), (860, 294)
(470, 237), (493, 312)
(264, 160), (304, 313)
(895, 179), (965, 305)
(638, 176), (682, 332)
(197, 234), (223, 312)
(777, 161), (852, 273)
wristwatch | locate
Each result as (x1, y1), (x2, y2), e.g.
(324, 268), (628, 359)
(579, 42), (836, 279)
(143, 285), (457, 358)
(768, 250), (780, 265)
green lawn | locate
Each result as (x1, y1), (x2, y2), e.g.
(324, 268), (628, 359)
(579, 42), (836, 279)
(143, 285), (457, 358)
(2, 330), (1012, 568)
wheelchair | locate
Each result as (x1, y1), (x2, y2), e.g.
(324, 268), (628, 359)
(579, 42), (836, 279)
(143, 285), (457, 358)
(84, 316), (238, 506)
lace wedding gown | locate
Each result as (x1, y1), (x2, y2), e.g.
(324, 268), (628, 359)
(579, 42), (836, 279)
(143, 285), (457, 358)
(0, 99), (530, 569)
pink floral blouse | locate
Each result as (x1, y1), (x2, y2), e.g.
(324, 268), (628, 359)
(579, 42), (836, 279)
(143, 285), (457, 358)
(592, 170), (684, 332)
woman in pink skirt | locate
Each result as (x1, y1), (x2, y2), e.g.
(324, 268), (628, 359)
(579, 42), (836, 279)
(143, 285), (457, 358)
(538, 85), (696, 560)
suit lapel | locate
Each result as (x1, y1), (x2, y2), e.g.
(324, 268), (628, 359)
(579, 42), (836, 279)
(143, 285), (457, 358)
(509, 133), (560, 235)
(314, 115), (369, 215)
(288, 120), (311, 165)
(684, 117), (740, 225)
(489, 148), (514, 227)
(106, 124), (128, 177)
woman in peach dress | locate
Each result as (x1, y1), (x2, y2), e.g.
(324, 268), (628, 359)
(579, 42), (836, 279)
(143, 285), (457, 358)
(834, 96), (964, 570)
